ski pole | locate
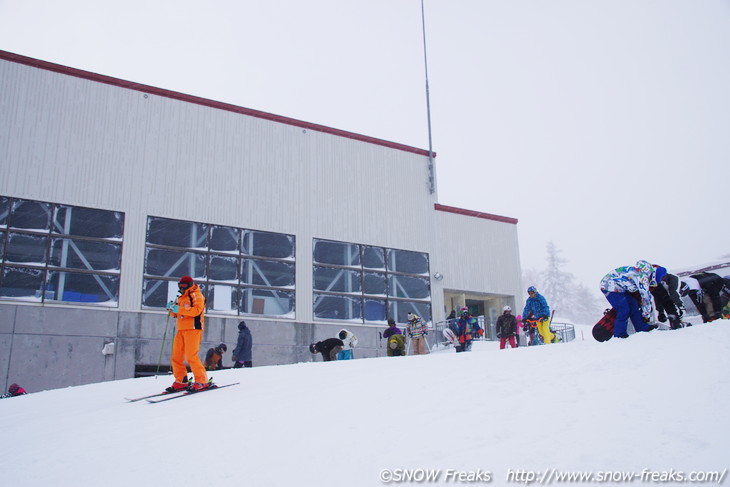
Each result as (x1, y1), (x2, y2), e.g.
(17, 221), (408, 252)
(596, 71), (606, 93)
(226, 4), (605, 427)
(155, 313), (172, 377)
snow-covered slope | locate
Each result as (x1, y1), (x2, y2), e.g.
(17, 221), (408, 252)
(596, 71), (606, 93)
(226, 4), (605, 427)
(1, 319), (729, 487)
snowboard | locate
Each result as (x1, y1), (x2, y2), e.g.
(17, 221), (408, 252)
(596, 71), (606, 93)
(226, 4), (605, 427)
(592, 308), (617, 342)
(443, 328), (457, 345)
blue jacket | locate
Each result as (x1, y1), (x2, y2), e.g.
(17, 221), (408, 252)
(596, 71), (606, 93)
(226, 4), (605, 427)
(522, 293), (550, 321)
(233, 325), (253, 362)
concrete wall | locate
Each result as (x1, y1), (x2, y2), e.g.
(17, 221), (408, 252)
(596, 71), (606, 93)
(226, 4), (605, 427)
(0, 303), (395, 394)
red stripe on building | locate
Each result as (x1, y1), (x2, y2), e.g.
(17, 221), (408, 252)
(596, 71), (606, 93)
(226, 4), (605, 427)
(434, 203), (518, 224)
(0, 49), (434, 158)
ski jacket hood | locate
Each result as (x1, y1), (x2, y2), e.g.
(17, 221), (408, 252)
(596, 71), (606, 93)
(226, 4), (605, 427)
(338, 329), (359, 350)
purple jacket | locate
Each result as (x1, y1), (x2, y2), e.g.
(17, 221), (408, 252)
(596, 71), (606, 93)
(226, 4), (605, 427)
(383, 325), (402, 339)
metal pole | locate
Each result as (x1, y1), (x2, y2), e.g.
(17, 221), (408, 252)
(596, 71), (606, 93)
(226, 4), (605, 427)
(420, 0), (436, 194)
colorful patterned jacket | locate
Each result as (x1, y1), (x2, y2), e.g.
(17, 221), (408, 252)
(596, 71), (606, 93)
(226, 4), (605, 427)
(406, 316), (428, 339)
(599, 260), (656, 319)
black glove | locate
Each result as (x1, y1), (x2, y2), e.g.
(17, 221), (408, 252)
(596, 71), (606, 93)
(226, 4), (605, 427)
(496, 332), (502, 339)
(657, 313), (667, 323)
(643, 316), (651, 323)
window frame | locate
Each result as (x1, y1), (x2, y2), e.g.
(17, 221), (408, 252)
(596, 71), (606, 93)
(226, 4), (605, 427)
(312, 238), (432, 324)
(0, 196), (124, 307)
(142, 216), (296, 318)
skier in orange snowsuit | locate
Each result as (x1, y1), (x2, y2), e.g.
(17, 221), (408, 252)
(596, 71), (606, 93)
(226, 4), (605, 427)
(166, 276), (209, 392)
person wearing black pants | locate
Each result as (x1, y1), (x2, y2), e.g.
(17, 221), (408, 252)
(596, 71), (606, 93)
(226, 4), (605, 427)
(232, 321), (253, 368)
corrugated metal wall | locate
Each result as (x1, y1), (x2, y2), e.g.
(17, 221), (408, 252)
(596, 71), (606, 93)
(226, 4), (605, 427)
(0, 58), (445, 320)
(433, 210), (523, 303)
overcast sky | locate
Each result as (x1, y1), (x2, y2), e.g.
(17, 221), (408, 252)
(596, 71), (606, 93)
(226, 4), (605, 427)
(1, 0), (728, 298)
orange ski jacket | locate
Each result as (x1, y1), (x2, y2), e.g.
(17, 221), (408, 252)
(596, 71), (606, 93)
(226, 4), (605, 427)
(170, 284), (206, 330)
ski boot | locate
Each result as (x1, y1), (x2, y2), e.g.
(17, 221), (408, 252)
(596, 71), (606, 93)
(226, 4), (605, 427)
(188, 377), (215, 392)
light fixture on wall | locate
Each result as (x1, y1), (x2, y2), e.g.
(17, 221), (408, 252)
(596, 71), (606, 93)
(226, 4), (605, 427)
(433, 272), (443, 281)
(102, 342), (115, 356)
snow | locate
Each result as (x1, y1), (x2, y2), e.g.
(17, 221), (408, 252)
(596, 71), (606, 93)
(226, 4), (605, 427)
(1, 319), (729, 486)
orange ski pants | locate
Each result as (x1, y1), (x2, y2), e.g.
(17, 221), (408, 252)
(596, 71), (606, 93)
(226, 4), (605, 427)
(171, 329), (207, 384)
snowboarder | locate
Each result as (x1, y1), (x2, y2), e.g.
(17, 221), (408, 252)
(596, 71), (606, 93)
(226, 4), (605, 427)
(204, 343), (227, 370)
(232, 321), (253, 368)
(310, 338), (344, 362)
(165, 275), (210, 392)
(522, 286), (554, 344)
(337, 329), (359, 360)
(680, 272), (729, 323)
(650, 266), (686, 329)
(455, 307), (481, 352)
(0, 383), (27, 399)
(599, 260), (657, 338)
(495, 306), (517, 349)
(406, 312), (429, 355)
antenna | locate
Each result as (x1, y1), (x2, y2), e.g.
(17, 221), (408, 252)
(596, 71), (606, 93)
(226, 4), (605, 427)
(420, 0), (436, 194)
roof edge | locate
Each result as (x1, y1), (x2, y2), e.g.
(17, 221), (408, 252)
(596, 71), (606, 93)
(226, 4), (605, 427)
(0, 49), (434, 158)
(435, 203), (518, 224)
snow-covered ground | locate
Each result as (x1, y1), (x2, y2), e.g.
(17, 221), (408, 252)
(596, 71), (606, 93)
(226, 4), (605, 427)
(1, 316), (728, 486)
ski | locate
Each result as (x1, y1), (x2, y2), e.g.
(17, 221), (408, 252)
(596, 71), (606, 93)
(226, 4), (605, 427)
(146, 383), (239, 403)
(125, 390), (186, 402)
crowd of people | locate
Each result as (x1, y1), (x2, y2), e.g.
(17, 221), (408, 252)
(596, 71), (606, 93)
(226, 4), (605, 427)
(3, 267), (726, 397)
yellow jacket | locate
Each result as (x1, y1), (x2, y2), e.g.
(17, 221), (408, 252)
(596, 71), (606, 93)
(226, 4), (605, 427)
(170, 284), (205, 330)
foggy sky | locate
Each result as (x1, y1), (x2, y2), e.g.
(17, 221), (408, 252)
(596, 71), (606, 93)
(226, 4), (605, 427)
(1, 0), (728, 298)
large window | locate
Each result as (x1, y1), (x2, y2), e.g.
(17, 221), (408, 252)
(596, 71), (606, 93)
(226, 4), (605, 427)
(0, 196), (124, 306)
(313, 239), (431, 324)
(142, 216), (295, 317)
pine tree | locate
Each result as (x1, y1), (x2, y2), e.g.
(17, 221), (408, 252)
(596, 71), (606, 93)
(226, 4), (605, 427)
(540, 241), (574, 320)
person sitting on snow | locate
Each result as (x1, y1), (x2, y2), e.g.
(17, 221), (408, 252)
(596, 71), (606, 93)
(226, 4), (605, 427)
(1, 383), (27, 399)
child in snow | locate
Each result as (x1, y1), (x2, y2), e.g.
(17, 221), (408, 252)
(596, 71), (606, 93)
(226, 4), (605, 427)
(495, 306), (517, 349)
